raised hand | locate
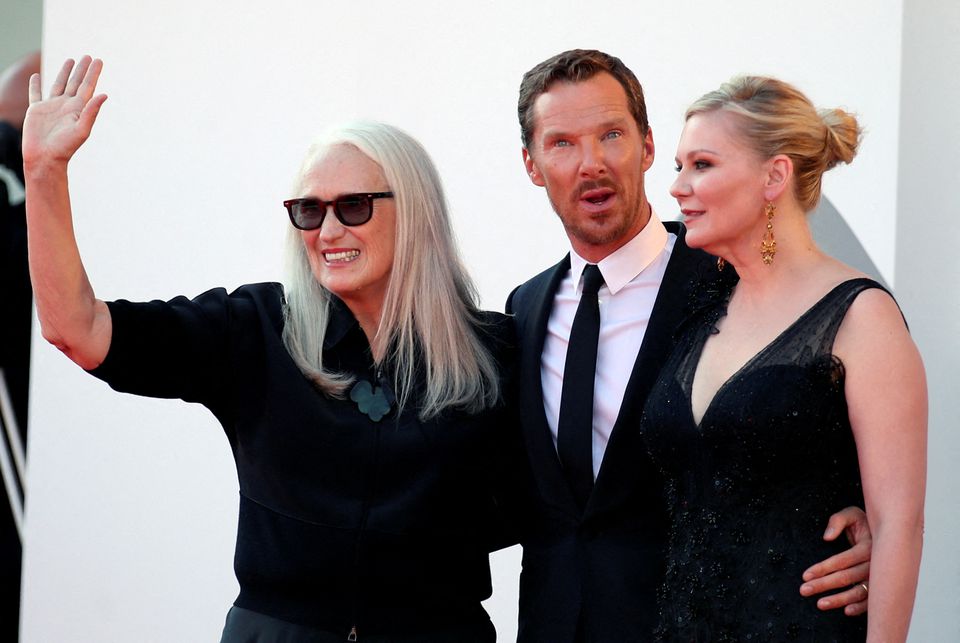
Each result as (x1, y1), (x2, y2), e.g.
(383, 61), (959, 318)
(23, 55), (114, 370)
(22, 56), (107, 169)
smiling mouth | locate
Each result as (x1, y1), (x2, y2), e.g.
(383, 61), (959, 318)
(323, 250), (360, 263)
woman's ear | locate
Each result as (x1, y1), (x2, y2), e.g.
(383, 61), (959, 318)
(763, 154), (792, 202)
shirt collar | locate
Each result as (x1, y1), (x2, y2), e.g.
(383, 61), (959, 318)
(569, 210), (669, 295)
(322, 293), (365, 351)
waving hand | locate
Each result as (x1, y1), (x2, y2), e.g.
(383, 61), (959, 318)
(22, 56), (107, 169)
(23, 56), (112, 370)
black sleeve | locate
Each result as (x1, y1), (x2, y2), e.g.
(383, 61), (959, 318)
(504, 284), (520, 315)
(0, 121), (21, 176)
(88, 283), (283, 418)
(1, 121), (32, 429)
(475, 311), (533, 551)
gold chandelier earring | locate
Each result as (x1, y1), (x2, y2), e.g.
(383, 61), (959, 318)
(760, 202), (777, 264)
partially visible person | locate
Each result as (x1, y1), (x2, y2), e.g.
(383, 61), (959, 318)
(506, 49), (877, 643)
(0, 49), (40, 643)
(24, 56), (524, 642)
(640, 75), (926, 640)
(0, 49), (39, 453)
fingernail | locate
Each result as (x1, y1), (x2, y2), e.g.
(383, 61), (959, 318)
(802, 570), (813, 581)
(823, 527), (836, 539)
(819, 598), (832, 609)
(800, 583), (812, 595)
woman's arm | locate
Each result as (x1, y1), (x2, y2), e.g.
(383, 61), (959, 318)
(23, 56), (110, 370)
(836, 287), (927, 642)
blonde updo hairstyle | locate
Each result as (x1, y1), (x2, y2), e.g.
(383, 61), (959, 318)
(685, 76), (862, 212)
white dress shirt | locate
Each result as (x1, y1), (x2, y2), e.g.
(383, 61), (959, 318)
(541, 213), (677, 479)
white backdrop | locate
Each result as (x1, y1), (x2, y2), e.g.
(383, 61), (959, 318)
(23, 1), (947, 641)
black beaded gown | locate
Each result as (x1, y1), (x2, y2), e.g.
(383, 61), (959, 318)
(640, 278), (886, 642)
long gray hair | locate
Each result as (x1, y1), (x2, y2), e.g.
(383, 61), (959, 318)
(281, 121), (500, 419)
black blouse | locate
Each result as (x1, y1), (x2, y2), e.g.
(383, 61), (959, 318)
(90, 282), (524, 638)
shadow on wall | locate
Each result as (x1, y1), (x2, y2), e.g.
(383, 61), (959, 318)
(810, 197), (886, 287)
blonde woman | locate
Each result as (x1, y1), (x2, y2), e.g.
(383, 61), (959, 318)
(640, 76), (926, 641)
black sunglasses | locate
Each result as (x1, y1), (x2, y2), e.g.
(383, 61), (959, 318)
(283, 192), (394, 230)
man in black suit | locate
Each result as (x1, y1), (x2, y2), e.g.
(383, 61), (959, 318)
(505, 49), (872, 642)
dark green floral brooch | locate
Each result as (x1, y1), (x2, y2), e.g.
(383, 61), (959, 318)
(350, 380), (393, 422)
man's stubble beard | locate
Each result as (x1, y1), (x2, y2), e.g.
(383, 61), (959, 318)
(549, 188), (646, 251)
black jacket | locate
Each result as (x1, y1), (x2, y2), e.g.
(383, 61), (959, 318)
(91, 283), (522, 638)
(505, 223), (732, 642)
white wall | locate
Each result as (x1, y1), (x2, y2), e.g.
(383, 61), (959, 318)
(22, 1), (947, 641)
(896, 0), (960, 640)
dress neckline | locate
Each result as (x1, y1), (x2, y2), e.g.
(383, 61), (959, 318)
(688, 277), (877, 429)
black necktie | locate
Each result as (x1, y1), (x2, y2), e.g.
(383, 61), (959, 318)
(557, 263), (604, 510)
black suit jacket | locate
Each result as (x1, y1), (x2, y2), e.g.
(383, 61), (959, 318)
(505, 222), (731, 642)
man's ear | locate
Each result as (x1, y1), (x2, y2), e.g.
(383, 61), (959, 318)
(640, 126), (655, 172)
(523, 147), (545, 187)
(763, 154), (792, 202)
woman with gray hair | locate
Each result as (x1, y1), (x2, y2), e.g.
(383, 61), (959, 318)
(23, 56), (522, 642)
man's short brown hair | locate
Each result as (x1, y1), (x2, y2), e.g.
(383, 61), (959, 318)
(518, 49), (649, 149)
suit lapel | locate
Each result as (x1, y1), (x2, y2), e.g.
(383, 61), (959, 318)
(587, 223), (714, 517)
(515, 225), (728, 521)
(515, 256), (583, 518)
